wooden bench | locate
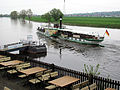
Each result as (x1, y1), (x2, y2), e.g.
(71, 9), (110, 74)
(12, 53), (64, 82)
(50, 71), (58, 78)
(29, 77), (43, 84)
(29, 73), (50, 84)
(44, 69), (52, 74)
(72, 80), (89, 90)
(81, 83), (97, 90)
(0, 57), (11, 62)
(28, 71), (58, 85)
(45, 85), (58, 90)
(4, 86), (11, 90)
(7, 62), (31, 75)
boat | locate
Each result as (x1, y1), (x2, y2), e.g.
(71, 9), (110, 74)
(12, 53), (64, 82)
(19, 35), (47, 54)
(26, 44), (47, 54)
(37, 18), (104, 46)
(19, 43), (47, 54)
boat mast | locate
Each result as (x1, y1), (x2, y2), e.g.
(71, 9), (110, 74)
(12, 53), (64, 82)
(63, 0), (66, 15)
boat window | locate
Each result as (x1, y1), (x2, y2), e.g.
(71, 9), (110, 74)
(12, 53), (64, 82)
(73, 38), (75, 40)
(69, 37), (72, 40)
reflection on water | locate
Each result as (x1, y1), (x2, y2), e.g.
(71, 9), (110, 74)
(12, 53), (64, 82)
(0, 17), (120, 81)
(10, 18), (18, 25)
(20, 52), (47, 59)
(11, 18), (33, 30)
(19, 20), (33, 29)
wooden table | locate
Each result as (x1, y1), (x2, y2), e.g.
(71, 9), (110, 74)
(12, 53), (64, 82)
(0, 60), (24, 66)
(19, 67), (46, 76)
(49, 76), (80, 87)
(0, 55), (6, 58)
(105, 88), (116, 90)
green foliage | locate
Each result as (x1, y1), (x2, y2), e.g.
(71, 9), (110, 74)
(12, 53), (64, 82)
(41, 12), (52, 23)
(41, 8), (63, 24)
(10, 11), (18, 19)
(83, 64), (100, 76)
(50, 8), (63, 22)
(20, 10), (27, 20)
(27, 9), (33, 21)
(0, 14), (3, 17)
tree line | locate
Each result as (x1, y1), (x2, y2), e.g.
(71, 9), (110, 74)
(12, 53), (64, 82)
(66, 11), (120, 17)
(0, 14), (9, 17)
(10, 9), (33, 22)
(10, 8), (63, 23)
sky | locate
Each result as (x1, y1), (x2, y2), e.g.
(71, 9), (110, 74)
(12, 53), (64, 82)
(0, 0), (120, 15)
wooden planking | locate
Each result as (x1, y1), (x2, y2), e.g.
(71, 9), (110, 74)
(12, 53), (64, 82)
(0, 60), (24, 66)
(49, 76), (80, 87)
(20, 67), (46, 75)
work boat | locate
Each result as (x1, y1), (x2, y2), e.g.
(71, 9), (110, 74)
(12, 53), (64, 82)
(37, 17), (104, 46)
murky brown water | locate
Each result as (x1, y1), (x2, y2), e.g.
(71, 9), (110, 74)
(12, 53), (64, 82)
(0, 17), (120, 81)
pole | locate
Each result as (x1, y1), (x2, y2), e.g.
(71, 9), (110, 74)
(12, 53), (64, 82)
(60, 16), (62, 29)
(63, 0), (66, 14)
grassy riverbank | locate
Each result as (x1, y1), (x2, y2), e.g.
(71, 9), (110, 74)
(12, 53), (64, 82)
(26, 16), (120, 29)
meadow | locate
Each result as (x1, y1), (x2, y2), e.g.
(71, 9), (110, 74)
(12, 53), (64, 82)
(27, 16), (120, 29)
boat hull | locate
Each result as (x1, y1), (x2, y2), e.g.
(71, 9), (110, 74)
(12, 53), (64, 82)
(58, 36), (103, 45)
(20, 45), (47, 54)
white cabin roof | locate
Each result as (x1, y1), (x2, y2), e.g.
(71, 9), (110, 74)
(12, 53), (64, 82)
(44, 27), (101, 37)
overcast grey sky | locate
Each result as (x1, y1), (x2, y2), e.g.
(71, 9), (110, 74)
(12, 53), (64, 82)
(0, 0), (120, 15)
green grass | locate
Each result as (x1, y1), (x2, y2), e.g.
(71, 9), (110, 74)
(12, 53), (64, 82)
(26, 16), (120, 29)
(62, 17), (120, 29)
(26, 16), (47, 22)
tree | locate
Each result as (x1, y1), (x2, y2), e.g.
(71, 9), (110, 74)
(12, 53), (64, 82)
(50, 8), (63, 22)
(0, 14), (3, 17)
(41, 12), (52, 26)
(83, 64), (100, 84)
(83, 64), (100, 76)
(20, 10), (27, 21)
(27, 9), (33, 22)
(10, 11), (18, 19)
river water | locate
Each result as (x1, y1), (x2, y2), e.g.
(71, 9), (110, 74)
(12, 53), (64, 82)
(0, 17), (120, 81)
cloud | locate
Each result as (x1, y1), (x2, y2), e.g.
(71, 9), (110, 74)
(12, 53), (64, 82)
(0, 0), (120, 14)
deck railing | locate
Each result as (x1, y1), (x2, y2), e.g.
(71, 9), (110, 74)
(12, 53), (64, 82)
(29, 59), (120, 90)
(0, 52), (120, 90)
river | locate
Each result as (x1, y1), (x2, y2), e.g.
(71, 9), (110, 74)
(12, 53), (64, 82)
(0, 17), (120, 81)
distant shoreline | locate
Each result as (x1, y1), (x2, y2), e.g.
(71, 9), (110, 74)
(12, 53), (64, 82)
(26, 16), (120, 29)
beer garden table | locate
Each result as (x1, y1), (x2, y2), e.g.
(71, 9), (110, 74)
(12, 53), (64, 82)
(49, 75), (80, 88)
(0, 60), (24, 67)
(0, 55), (6, 58)
(105, 88), (117, 90)
(19, 67), (46, 76)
